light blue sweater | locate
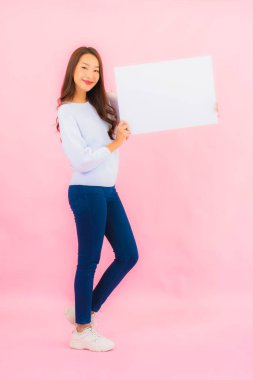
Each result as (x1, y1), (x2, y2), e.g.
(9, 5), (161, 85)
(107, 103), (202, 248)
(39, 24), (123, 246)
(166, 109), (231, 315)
(57, 93), (119, 187)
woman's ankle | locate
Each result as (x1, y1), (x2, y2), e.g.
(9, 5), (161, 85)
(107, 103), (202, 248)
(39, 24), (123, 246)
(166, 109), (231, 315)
(76, 323), (92, 332)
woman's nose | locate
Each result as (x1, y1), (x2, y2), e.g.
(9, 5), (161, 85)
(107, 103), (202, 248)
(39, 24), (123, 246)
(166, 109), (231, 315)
(86, 71), (94, 79)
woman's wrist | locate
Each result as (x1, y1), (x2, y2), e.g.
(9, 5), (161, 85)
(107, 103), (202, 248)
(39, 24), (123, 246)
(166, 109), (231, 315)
(106, 140), (121, 153)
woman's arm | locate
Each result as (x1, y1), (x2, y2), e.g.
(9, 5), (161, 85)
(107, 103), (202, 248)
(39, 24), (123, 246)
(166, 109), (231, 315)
(58, 106), (111, 173)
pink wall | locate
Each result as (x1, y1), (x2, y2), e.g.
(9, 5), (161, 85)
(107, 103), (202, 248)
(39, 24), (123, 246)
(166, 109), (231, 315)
(0, 1), (252, 378)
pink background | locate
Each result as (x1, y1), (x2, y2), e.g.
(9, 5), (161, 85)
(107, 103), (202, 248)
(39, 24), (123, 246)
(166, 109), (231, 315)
(1, 0), (252, 378)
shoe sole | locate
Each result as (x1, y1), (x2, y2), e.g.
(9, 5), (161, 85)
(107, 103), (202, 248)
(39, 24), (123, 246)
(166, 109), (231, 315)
(69, 341), (115, 351)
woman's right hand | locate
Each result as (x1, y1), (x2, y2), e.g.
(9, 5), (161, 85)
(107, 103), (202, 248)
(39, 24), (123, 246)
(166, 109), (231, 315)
(115, 121), (131, 146)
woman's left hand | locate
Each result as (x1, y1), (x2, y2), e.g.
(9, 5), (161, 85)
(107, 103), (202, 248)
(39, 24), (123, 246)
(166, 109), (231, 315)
(109, 89), (131, 138)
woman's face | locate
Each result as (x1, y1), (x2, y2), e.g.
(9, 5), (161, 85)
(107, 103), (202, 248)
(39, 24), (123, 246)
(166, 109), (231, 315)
(73, 53), (100, 93)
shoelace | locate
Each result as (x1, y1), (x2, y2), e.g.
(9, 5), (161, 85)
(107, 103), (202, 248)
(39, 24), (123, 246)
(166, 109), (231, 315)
(89, 327), (102, 339)
(73, 326), (102, 341)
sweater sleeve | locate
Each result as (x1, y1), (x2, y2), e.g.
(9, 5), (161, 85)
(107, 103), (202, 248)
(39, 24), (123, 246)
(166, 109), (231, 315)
(58, 106), (111, 173)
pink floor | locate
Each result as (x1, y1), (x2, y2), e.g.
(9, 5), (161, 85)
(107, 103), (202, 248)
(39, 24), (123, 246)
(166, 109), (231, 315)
(1, 290), (252, 380)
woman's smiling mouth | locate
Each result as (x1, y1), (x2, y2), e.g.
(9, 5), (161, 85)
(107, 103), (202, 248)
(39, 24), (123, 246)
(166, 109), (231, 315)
(82, 79), (94, 85)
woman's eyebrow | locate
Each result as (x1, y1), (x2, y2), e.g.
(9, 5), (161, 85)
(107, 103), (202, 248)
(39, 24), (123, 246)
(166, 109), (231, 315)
(81, 62), (99, 68)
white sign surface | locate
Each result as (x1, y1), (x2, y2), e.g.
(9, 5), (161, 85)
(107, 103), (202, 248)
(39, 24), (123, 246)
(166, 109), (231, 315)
(114, 55), (218, 135)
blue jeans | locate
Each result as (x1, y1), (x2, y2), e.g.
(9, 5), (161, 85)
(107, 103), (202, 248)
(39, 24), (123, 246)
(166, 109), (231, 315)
(68, 185), (139, 324)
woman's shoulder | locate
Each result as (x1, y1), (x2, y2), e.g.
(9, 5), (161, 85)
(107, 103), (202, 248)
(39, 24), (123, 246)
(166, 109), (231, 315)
(58, 101), (73, 110)
(58, 101), (72, 109)
(57, 103), (75, 119)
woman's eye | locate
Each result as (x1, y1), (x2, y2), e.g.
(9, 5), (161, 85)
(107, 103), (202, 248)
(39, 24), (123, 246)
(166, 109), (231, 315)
(81, 67), (99, 73)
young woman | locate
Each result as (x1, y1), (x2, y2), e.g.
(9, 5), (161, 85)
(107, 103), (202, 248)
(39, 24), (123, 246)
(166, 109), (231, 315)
(56, 46), (139, 352)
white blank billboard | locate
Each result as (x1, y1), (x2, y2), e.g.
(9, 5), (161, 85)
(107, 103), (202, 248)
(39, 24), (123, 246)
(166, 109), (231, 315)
(114, 55), (218, 135)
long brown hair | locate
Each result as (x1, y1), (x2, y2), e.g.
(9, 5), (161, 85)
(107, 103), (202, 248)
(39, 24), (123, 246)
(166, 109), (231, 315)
(55, 46), (118, 140)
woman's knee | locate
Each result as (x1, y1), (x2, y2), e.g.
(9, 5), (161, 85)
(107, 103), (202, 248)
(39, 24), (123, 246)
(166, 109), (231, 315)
(126, 246), (139, 267)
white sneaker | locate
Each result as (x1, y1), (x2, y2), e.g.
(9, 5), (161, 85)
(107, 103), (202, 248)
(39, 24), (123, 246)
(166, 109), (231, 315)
(64, 306), (96, 328)
(69, 326), (115, 351)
